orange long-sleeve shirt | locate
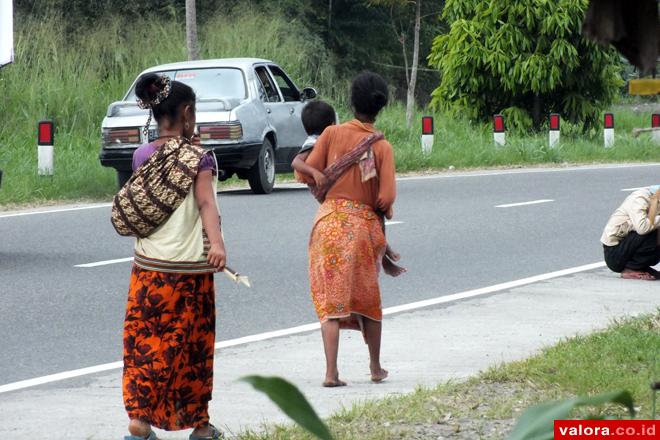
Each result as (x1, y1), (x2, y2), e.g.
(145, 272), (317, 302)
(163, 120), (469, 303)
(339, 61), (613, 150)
(296, 119), (396, 213)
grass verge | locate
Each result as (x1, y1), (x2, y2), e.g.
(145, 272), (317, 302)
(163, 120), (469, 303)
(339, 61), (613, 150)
(1, 9), (659, 205)
(235, 311), (660, 439)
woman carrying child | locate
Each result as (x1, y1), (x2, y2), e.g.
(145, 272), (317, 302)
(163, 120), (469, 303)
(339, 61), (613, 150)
(295, 72), (398, 387)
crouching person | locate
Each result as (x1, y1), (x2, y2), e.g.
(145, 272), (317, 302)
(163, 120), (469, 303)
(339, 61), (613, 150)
(601, 186), (660, 280)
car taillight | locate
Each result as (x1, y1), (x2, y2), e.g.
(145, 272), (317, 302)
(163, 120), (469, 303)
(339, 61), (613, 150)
(103, 128), (140, 146)
(199, 122), (242, 141)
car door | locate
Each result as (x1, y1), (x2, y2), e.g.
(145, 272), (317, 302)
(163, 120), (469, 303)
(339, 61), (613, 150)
(253, 65), (293, 170)
(266, 64), (307, 167)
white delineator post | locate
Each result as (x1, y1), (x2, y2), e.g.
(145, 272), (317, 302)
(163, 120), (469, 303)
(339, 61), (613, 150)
(493, 114), (505, 146)
(603, 113), (614, 148)
(549, 113), (560, 148)
(37, 120), (54, 176)
(652, 114), (660, 144)
(421, 116), (434, 154)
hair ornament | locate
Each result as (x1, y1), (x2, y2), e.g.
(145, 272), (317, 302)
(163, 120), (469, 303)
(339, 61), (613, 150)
(137, 75), (172, 109)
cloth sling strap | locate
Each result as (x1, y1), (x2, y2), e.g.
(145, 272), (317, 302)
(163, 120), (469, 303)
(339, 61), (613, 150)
(310, 131), (384, 203)
(111, 137), (207, 238)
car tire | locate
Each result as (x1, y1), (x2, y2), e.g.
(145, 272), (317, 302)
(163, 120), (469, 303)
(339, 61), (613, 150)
(247, 139), (275, 194)
(117, 170), (132, 189)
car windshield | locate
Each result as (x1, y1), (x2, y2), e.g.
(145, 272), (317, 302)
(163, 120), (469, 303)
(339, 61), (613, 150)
(125, 68), (247, 101)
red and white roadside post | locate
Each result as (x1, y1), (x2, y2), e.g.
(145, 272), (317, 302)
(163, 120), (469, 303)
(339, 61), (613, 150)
(652, 113), (660, 143)
(603, 113), (614, 148)
(493, 114), (505, 146)
(37, 120), (54, 176)
(421, 116), (434, 154)
(549, 113), (560, 148)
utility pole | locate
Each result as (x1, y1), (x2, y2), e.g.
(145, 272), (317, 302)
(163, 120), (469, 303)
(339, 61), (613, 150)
(186, 0), (199, 61)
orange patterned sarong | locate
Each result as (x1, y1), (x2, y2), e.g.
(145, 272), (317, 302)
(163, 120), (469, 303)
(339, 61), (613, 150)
(123, 266), (215, 430)
(309, 199), (387, 326)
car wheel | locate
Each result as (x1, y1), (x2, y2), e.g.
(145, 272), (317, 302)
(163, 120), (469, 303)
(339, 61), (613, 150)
(247, 139), (275, 194)
(117, 170), (132, 189)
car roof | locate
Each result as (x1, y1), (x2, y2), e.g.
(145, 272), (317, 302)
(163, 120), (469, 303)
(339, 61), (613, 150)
(140, 58), (274, 74)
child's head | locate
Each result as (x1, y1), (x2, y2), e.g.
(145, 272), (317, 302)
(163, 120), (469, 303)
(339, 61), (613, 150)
(301, 100), (336, 136)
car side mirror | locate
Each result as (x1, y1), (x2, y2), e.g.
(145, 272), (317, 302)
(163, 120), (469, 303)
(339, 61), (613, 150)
(301, 87), (317, 101)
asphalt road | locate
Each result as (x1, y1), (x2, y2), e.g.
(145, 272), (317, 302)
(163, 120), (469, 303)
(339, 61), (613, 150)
(1, 164), (659, 385)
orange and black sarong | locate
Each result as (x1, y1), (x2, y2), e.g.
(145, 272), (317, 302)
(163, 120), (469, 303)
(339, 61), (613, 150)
(123, 266), (215, 430)
(309, 199), (386, 328)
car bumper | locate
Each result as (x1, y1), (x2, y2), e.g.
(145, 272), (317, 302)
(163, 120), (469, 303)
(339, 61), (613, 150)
(99, 142), (263, 172)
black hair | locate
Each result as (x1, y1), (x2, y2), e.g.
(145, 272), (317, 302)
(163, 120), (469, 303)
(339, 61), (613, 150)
(135, 73), (196, 124)
(350, 72), (389, 118)
(301, 100), (336, 135)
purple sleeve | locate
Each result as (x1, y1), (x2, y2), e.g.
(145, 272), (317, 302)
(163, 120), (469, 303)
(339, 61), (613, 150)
(199, 152), (217, 175)
(132, 144), (157, 171)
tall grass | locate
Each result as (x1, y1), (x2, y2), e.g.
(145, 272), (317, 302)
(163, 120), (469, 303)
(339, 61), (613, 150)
(372, 102), (660, 173)
(0, 11), (334, 205)
(1, 12), (659, 206)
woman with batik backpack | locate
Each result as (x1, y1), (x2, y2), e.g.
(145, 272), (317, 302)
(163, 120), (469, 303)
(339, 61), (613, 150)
(114, 73), (225, 440)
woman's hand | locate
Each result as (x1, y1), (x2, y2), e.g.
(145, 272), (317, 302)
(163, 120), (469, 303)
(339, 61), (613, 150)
(207, 242), (226, 272)
(312, 169), (328, 188)
(384, 206), (394, 219)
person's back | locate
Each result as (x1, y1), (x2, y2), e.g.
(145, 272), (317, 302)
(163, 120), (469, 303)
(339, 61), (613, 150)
(601, 187), (659, 246)
(306, 120), (395, 212)
(118, 73), (226, 440)
(601, 186), (660, 280)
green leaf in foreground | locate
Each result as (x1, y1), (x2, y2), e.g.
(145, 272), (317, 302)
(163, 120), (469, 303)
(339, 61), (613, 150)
(507, 390), (635, 440)
(240, 375), (333, 440)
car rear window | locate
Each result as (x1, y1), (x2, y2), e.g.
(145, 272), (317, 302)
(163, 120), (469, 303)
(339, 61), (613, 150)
(125, 68), (247, 101)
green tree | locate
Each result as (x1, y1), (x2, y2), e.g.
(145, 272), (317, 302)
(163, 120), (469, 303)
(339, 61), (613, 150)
(370, 0), (423, 128)
(428, 0), (623, 131)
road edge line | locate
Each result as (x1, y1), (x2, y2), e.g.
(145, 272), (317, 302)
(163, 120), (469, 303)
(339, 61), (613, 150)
(0, 261), (606, 394)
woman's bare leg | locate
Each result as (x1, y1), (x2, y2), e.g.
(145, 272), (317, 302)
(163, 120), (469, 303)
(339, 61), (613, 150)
(363, 318), (388, 382)
(321, 320), (345, 386)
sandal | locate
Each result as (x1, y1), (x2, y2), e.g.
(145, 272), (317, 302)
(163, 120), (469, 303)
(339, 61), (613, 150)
(189, 424), (224, 440)
(124, 431), (158, 440)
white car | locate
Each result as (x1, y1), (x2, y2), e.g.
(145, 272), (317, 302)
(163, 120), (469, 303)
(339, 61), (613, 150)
(100, 58), (317, 193)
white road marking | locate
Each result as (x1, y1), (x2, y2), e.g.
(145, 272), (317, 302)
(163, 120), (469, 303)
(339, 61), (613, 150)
(0, 203), (112, 218)
(397, 163), (660, 182)
(621, 187), (644, 192)
(495, 199), (554, 208)
(3, 164), (660, 219)
(0, 261), (605, 394)
(74, 257), (134, 268)
(385, 221), (404, 226)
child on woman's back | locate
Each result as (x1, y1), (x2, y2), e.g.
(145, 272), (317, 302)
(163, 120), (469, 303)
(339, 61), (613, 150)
(292, 100), (405, 277)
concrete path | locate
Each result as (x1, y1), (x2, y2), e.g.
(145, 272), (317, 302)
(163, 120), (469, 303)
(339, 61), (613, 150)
(0, 268), (657, 439)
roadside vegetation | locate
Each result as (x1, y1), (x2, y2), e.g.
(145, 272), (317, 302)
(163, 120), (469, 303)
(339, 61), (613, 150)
(1, 5), (659, 206)
(235, 311), (660, 439)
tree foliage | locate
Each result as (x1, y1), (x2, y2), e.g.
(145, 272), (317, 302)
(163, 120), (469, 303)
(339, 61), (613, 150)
(14, 0), (444, 105)
(428, 0), (623, 130)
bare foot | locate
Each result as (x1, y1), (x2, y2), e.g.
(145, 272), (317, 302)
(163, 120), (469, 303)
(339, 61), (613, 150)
(382, 254), (406, 277)
(322, 379), (348, 387)
(621, 269), (657, 280)
(370, 368), (389, 383)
